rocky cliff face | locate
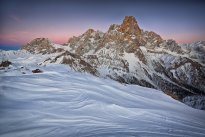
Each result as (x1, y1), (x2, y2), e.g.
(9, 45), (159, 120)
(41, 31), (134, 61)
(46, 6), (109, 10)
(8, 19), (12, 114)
(118, 16), (141, 37)
(22, 16), (205, 109)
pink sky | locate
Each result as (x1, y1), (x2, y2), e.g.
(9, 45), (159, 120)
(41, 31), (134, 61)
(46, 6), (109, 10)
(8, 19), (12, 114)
(1, 29), (204, 46)
(1, 0), (205, 47)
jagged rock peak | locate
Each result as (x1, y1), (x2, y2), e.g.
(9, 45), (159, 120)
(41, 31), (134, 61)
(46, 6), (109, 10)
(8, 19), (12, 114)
(21, 37), (54, 54)
(108, 24), (119, 32)
(32, 37), (50, 41)
(118, 16), (141, 36)
(83, 29), (95, 36)
(23, 37), (50, 46)
(28, 38), (51, 45)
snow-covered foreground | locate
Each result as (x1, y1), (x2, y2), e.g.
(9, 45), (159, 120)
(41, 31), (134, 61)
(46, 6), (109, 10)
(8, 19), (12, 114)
(0, 51), (205, 137)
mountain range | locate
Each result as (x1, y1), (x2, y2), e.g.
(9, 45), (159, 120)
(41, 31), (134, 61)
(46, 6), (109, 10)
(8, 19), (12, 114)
(16, 16), (205, 109)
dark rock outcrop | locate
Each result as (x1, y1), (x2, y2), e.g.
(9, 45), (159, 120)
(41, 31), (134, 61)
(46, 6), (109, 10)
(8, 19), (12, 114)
(32, 69), (43, 73)
(0, 60), (12, 67)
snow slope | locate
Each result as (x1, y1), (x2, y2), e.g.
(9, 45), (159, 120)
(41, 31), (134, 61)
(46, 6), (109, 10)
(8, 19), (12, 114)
(0, 51), (205, 137)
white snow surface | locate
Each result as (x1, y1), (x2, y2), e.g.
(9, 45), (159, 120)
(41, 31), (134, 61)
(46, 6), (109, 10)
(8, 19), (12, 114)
(123, 52), (138, 72)
(0, 50), (205, 137)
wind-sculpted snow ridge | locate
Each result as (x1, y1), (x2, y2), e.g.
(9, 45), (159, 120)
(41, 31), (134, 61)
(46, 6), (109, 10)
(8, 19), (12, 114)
(21, 16), (205, 109)
(1, 57), (205, 136)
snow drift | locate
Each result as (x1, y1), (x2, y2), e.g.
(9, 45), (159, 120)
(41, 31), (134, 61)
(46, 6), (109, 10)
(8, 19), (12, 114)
(0, 50), (205, 137)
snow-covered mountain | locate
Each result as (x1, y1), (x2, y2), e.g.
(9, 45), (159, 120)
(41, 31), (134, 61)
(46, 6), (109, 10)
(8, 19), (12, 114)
(0, 52), (205, 137)
(20, 16), (205, 109)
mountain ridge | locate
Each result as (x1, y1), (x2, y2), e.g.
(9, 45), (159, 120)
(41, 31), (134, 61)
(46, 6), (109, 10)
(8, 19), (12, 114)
(21, 16), (205, 109)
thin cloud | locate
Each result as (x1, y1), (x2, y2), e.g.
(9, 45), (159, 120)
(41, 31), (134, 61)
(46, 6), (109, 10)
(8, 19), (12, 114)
(10, 15), (22, 23)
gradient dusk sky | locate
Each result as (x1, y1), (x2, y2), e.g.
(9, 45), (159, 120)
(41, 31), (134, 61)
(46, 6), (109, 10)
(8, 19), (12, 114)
(0, 0), (205, 49)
